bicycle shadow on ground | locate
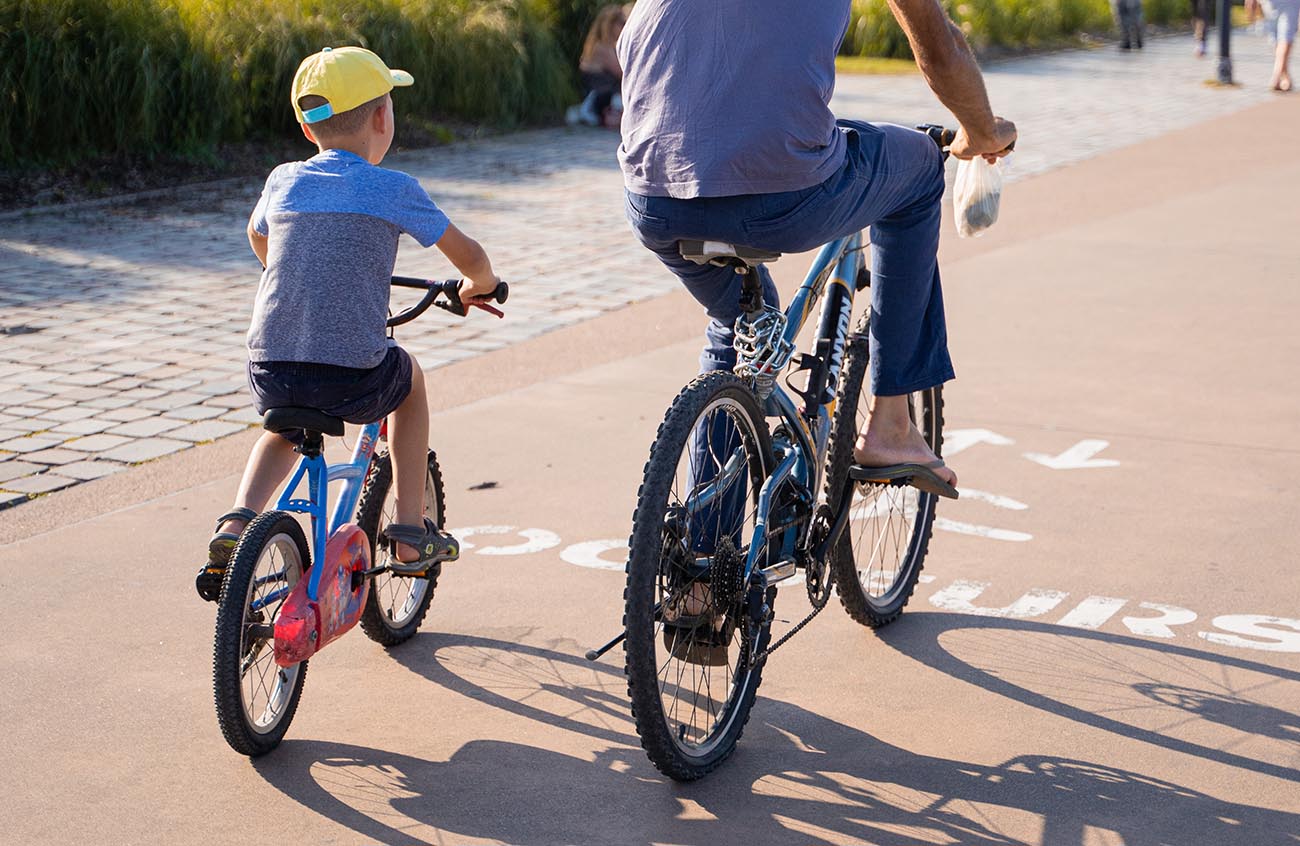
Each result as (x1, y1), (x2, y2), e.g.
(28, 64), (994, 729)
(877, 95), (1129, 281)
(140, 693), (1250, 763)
(872, 612), (1300, 784)
(250, 633), (1300, 846)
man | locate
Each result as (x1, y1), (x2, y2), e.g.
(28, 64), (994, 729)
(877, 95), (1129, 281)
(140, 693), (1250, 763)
(618, 0), (1016, 493)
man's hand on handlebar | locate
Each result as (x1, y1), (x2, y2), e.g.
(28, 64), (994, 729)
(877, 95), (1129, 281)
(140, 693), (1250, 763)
(950, 116), (1017, 163)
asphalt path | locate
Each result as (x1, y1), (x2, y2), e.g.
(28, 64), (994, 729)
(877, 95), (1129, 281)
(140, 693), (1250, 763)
(2, 100), (1298, 845)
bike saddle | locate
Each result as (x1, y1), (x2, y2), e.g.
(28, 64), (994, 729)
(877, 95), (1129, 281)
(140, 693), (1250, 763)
(679, 240), (782, 268)
(262, 407), (345, 437)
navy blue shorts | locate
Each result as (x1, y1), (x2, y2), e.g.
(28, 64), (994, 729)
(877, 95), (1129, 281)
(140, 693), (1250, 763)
(247, 345), (413, 443)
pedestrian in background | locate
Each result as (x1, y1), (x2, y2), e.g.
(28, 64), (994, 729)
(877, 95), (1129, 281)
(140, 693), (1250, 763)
(566, 5), (628, 127)
(1113, 0), (1145, 49)
(1192, 0), (1212, 56)
(1271, 0), (1297, 89)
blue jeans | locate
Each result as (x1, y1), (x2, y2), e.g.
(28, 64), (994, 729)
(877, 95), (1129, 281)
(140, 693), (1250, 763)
(624, 120), (954, 396)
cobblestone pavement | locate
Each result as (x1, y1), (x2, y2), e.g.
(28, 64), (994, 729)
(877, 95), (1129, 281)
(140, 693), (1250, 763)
(0, 32), (1280, 508)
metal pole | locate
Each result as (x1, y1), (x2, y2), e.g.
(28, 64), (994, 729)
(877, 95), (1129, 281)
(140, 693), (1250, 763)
(1217, 0), (1234, 84)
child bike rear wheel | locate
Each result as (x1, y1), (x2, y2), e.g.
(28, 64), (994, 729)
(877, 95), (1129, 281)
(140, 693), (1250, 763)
(212, 512), (309, 756)
(823, 311), (944, 628)
(624, 372), (775, 781)
(356, 448), (444, 646)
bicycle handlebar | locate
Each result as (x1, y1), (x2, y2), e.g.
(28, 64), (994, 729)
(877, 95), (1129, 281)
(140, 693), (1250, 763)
(387, 277), (509, 327)
(916, 123), (1015, 161)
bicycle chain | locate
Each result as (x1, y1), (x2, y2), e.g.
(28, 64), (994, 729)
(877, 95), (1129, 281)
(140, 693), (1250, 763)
(749, 598), (827, 667)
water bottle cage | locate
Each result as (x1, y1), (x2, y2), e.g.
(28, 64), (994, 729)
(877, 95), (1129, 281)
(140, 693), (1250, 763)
(732, 306), (794, 389)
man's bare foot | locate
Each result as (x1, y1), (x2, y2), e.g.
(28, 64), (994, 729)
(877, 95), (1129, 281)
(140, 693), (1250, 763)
(852, 395), (957, 489)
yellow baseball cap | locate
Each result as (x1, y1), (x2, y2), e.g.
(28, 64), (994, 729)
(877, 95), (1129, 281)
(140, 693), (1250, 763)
(290, 46), (414, 124)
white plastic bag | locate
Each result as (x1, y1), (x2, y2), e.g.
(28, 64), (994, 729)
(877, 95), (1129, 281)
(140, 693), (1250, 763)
(953, 156), (1003, 238)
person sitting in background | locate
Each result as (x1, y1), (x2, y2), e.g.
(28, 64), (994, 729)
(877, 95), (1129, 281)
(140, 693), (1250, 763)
(566, 5), (627, 127)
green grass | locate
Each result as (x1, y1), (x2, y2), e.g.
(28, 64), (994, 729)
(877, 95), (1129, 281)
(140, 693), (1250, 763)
(0, 0), (608, 168)
(835, 55), (919, 75)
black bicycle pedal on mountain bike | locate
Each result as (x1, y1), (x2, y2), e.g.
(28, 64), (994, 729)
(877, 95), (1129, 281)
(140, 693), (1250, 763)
(849, 462), (959, 500)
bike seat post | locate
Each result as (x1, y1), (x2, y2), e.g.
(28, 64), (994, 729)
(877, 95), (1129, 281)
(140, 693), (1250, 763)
(737, 264), (765, 318)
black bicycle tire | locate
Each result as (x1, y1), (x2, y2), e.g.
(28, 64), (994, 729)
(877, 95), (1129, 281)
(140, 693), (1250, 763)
(822, 310), (943, 628)
(356, 449), (444, 647)
(624, 371), (775, 781)
(212, 511), (310, 756)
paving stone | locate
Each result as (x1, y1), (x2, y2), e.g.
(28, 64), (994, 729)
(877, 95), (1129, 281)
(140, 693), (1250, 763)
(55, 460), (127, 481)
(105, 417), (184, 437)
(22, 448), (90, 466)
(139, 391), (204, 411)
(0, 435), (65, 454)
(150, 376), (203, 391)
(101, 377), (144, 391)
(0, 389), (48, 405)
(0, 460), (44, 482)
(162, 404), (225, 422)
(41, 405), (97, 423)
(113, 387), (165, 401)
(0, 491), (28, 509)
(98, 438), (191, 464)
(221, 407), (265, 425)
(51, 371), (115, 387)
(62, 434), (132, 453)
(50, 418), (115, 436)
(96, 405), (155, 422)
(166, 420), (248, 443)
(82, 396), (136, 411)
(201, 392), (250, 410)
(27, 398), (70, 410)
(0, 471), (78, 494)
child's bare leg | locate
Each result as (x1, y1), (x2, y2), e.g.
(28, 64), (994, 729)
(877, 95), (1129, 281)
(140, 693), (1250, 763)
(853, 393), (958, 488)
(216, 431), (299, 535)
(387, 355), (430, 562)
(1275, 41), (1294, 90)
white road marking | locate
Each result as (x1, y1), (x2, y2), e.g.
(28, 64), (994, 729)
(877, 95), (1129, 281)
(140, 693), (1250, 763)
(1198, 615), (1300, 653)
(1023, 439), (1120, 470)
(450, 525), (561, 556)
(928, 580), (1068, 618)
(944, 428), (1015, 457)
(1121, 602), (1197, 638)
(559, 540), (626, 571)
(958, 488), (1029, 510)
(1057, 596), (1128, 630)
(934, 517), (1033, 542)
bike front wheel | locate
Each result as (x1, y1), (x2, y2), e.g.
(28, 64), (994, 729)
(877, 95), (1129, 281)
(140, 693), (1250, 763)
(624, 372), (775, 781)
(355, 448), (444, 646)
(823, 310), (945, 628)
(212, 512), (309, 756)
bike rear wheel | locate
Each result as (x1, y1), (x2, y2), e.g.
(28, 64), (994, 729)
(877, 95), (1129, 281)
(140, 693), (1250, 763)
(356, 448), (443, 646)
(624, 372), (775, 781)
(823, 310), (944, 628)
(212, 512), (309, 756)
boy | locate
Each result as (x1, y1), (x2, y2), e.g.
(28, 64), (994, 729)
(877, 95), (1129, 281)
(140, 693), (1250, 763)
(196, 46), (502, 601)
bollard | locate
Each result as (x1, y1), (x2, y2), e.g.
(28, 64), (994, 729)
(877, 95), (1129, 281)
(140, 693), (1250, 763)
(1217, 0), (1234, 84)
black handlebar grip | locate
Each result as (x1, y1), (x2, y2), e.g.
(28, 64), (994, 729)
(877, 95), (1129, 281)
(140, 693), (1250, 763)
(493, 281), (509, 304)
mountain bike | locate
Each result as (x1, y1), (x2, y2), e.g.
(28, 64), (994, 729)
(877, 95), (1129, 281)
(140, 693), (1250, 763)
(593, 125), (958, 780)
(211, 276), (507, 757)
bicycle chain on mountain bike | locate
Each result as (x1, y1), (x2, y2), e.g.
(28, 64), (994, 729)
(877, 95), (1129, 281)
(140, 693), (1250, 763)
(749, 601), (827, 668)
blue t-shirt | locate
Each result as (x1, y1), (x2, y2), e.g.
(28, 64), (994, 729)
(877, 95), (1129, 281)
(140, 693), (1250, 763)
(247, 149), (450, 369)
(617, 0), (851, 199)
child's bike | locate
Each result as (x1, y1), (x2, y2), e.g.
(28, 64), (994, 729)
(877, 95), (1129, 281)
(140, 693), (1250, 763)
(590, 126), (959, 780)
(211, 276), (507, 756)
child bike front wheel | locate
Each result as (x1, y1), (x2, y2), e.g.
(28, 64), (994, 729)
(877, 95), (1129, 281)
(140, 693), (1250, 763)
(212, 512), (309, 756)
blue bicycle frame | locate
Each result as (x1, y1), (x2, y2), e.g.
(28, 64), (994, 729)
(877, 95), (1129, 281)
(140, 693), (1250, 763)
(250, 421), (383, 612)
(690, 232), (867, 582)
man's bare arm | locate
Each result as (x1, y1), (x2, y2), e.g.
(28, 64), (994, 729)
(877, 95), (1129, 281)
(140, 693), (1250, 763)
(887, 0), (1016, 159)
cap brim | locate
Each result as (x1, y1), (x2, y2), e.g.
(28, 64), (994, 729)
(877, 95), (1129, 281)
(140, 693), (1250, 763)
(390, 69), (414, 87)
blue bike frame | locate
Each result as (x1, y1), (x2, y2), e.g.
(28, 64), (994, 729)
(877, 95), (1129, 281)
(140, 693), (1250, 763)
(691, 232), (866, 580)
(250, 421), (383, 611)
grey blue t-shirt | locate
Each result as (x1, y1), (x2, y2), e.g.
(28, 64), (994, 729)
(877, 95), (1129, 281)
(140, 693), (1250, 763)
(247, 149), (450, 369)
(617, 0), (851, 199)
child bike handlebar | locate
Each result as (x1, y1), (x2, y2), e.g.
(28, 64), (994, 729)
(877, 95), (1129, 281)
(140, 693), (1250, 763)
(387, 277), (510, 326)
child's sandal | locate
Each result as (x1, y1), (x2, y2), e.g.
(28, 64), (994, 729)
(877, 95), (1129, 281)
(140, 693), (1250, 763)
(381, 518), (459, 576)
(194, 507), (258, 602)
